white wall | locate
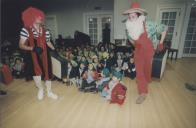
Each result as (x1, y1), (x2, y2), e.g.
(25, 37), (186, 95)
(48, 9), (84, 38)
(113, 0), (130, 39)
(139, 0), (158, 21)
(45, 0), (113, 39)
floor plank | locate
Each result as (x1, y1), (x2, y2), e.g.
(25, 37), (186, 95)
(0, 58), (196, 128)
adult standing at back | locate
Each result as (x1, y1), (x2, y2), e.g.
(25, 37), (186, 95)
(102, 23), (111, 50)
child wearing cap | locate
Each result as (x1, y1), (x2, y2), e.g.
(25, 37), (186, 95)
(101, 71), (127, 105)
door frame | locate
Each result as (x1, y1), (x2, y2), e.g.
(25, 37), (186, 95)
(156, 2), (186, 58)
(180, 3), (196, 57)
(159, 8), (181, 49)
(83, 11), (114, 45)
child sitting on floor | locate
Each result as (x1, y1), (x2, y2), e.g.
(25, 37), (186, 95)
(64, 60), (78, 86)
(79, 63), (99, 92)
(12, 58), (24, 78)
(123, 55), (136, 79)
(96, 68), (111, 92)
(101, 71), (127, 105)
(76, 62), (87, 87)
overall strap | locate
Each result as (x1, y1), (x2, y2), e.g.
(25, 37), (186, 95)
(26, 27), (42, 76)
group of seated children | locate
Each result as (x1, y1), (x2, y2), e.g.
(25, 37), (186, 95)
(56, 44), (136, 105)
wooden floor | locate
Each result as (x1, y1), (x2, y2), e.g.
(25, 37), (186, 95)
(0, 58), (196, 128)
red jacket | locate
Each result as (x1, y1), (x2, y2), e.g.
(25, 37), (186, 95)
(0, 65), (13, 85)
(110, 83), (127, 105)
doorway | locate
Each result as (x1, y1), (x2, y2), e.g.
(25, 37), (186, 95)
(159, 8), (181, 49)
(183, 6), (196, 57)
(84, 12), (113, 45)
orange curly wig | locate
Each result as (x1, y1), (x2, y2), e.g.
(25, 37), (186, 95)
(22, 7), (45, 27)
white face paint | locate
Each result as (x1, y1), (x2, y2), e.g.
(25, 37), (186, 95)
(126, 13), (146, 40)
(34, 16), (44, 25)
(33, 16), (44, 32)
(128, 13), (138, 22)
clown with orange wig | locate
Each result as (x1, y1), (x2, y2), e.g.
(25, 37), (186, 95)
(19, 7), (58, 100)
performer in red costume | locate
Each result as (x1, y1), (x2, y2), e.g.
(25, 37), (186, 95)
(123, 2), (167, 104)
(19, 7), (58, 100)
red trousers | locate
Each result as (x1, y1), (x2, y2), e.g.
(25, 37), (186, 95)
(134, 31), (154, 95)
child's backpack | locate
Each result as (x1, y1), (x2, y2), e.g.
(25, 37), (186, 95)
(110, 83), (127, 105)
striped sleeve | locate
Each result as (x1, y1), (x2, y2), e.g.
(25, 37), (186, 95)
(20, 28), (29, 40)
(45, 30), (51, 43)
